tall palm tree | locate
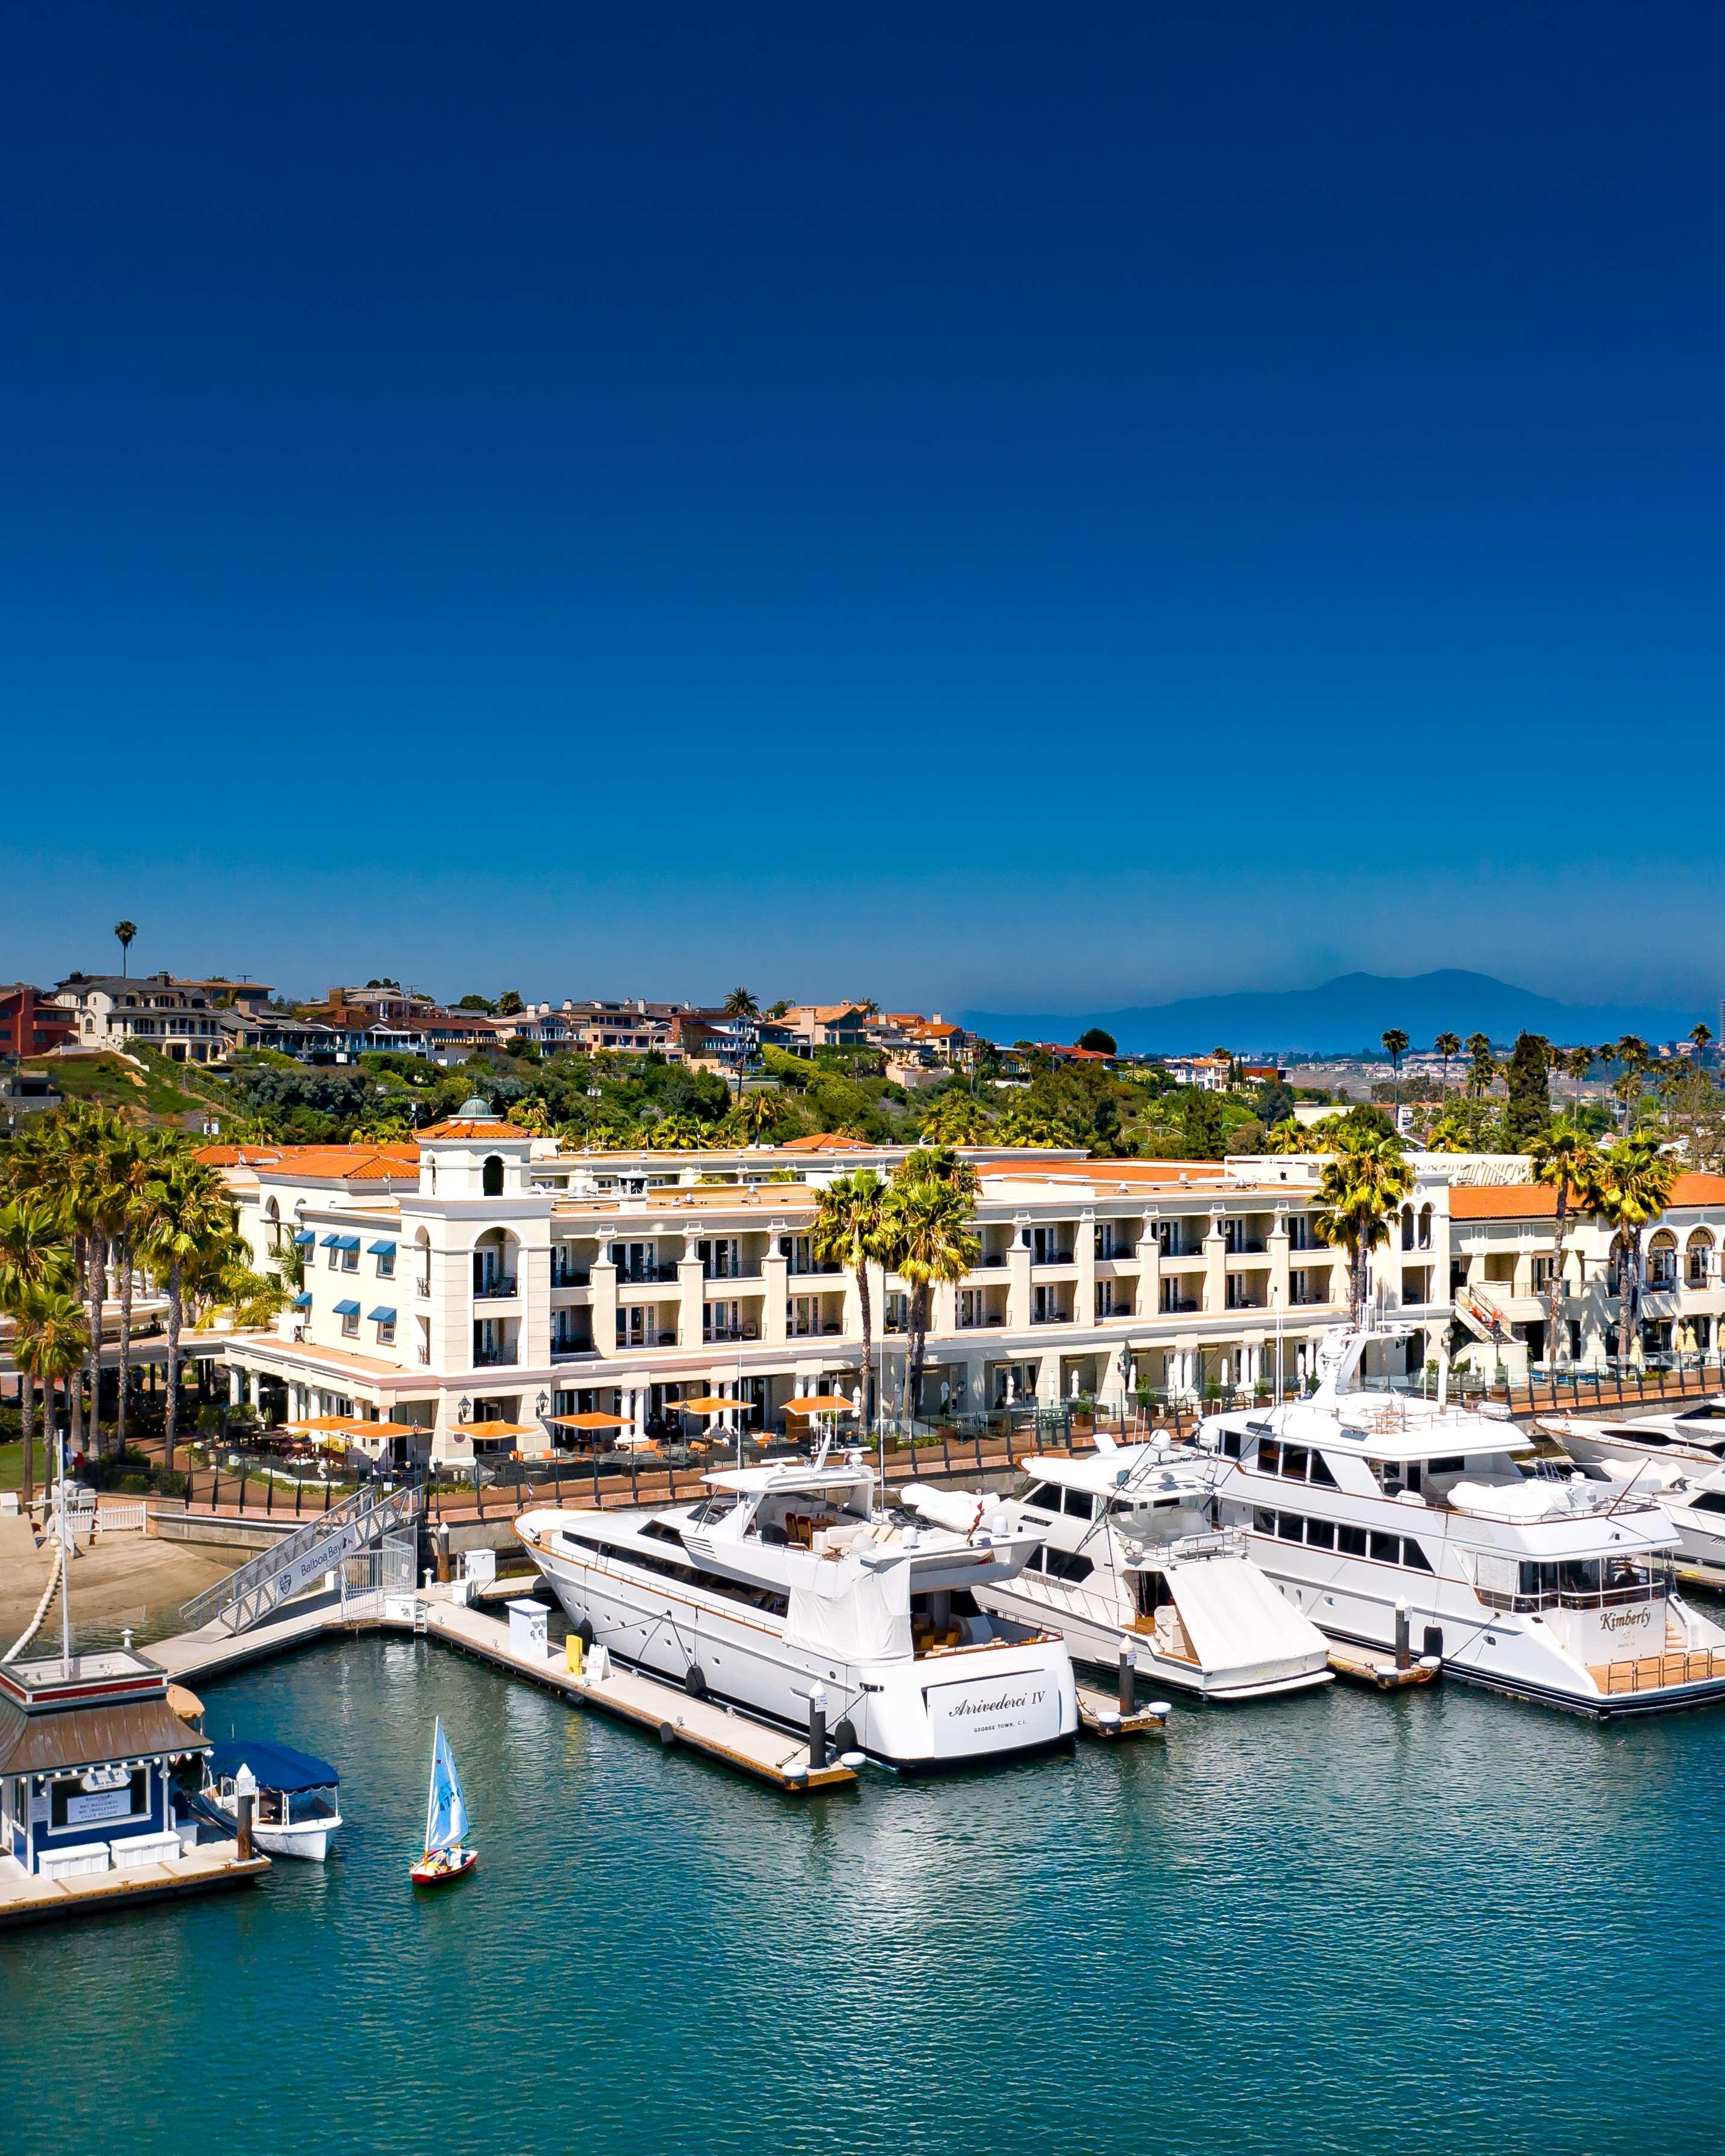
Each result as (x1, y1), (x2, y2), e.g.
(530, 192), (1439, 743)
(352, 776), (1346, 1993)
(879, 1149), (979, 1424)
(1314, 1131), (1412, 1326)
(811, 1171), (887, 1426)
(137, 1154), (236, 1477)
(1528, 1119), (1603, 1364)
(1562, 1045), (1594, 1111)
(1380, 1029), (1409, 1110)
(0, 1201), (71, 1504)
(113, 920), (138, 976)
(730, 1089), (779, 1146)
(60, 1108), (131, 1459)
(722, 988), (760, 1099)
(1613, 1035), (1650, 1134)
(1464, 1033), (1495, 1099)
(1690, 1022), (1714, 1065)
(1433, 1032), (1460, 1094)
(1591, 1136), (1679, 1365)
(14, 1288), (90, 1478)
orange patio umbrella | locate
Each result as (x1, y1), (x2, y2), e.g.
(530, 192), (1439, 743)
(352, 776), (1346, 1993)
(784, 1394), (858, 1416)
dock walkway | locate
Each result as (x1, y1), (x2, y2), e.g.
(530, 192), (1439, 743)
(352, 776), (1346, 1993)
(0, 1843), (268, 1931)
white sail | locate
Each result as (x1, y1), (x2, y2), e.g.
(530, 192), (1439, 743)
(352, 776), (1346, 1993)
(424, 1718), (470, 1854)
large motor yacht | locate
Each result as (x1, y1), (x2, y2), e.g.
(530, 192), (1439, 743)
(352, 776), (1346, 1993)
(516, 1453), (1079, 1768)
(1195, 1328), (1725, 1718)
(902, 1438), (1333, 1701)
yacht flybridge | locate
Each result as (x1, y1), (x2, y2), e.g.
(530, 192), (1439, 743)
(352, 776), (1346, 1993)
(1195, 1328), (1725, 1718)
(515, 1454), (1078, 1768)
(902, 1439), (1333, 1702)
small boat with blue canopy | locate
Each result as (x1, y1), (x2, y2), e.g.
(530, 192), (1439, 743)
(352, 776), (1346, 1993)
(410, 1718), (476, 1887)
(202, 1740), (342, 1861)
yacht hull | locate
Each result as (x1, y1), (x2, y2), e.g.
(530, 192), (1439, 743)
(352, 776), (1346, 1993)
(524, 1533), (1077, 1768)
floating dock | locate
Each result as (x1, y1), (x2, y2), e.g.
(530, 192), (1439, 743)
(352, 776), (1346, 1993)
(1075, 1683), (1169, 1740)
(1327, 1646), (1441, 1691)
(0, 1843), (269, 1931)
(151, 1584), (856, 1796)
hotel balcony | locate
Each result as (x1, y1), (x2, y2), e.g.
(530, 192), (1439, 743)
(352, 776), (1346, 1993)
(474, 1275), (518, 1301)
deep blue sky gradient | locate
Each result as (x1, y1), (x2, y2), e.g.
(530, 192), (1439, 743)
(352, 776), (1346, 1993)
(5, 2), (1723, 1010)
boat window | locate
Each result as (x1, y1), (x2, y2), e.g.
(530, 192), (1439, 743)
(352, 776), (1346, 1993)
(1559, 1559), (1603, 1595)
(1337, 1524), (1368, 1557)
(1038, 1546), (1094, 1583)
(1692, 1492), (1725, 1515)
(1401, 1538), (1434, 1573)
(1254, 1509), (1277, 1536)
(1428, 1457), (1465, 1474)
(685, 1493), (741, 1527)
(1306, 1518), (1336, 1550)
(1282, 1445), (1310, 1480)
(1257, 1438), (1281, 1475)
(1219, 1430), (1243, 1460)
(1277, 1512), (1303, 1541)
(1023, 1482), (1063, 1511)
(1682, 1405), (1725, 1421)
(641, 1520), (685, 1545)
(1064, 1488), (1098, 1521)
(1308, 1453), (1339, 1488)
(1368, 1532), (1400, 1564)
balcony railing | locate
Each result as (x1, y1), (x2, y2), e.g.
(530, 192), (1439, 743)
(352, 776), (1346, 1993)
(617, 1263), (679, 1284)
(703, 1321), (760, 1344)
(472, 1347), (518, 1366)
(415, 1275), (430, 1298)
(703, 1266), (762, 1283)
(551, 1264), (591, 1288)
(1031, 1251), (1074, 1268)
(1030, 1308), (1070, 1325)
(474, 1275), (518, 1300)
(787, 1259), (842, 1277)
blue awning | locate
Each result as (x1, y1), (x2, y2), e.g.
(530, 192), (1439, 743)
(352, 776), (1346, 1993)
(367, 1240), (397, 1256)
(367, 1306), (397, 1323)
(292, 1293), (312, 1309)
(332, 1299), (361, 1316)
(321, 1233), (360, 1251)
(206, 1740), (338, 1791)
(292, 1230), (315, 1246)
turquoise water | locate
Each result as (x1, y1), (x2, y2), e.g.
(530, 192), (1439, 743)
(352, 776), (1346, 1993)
(5, 1638), (1723, 2156)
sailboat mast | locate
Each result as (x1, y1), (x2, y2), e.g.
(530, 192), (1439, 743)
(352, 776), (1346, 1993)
(424, 1717), (441, 1854)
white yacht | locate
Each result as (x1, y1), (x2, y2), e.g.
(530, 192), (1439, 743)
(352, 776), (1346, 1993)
(516, 1454), (1079, 1768)
(902, 1439), (1333, 1702)
(1540, 1399), (1725, 1480)
(1195, 1328), (1725, 1718)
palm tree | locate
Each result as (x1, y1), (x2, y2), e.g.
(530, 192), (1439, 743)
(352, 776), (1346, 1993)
(1529, 1119), (1603, 1364)
(1433, 1032), (1460, 1094)
(1612, 1036), (1650, 1134)
(1691, 1022), (1714, 1066)
(811, 1171), (887, 1425)
(722, 988), (760, 1098)
(1381, 1029), (1409, 1109)
(1562, 1045), (1594, 1111)
(60, 1108), (131, 1459)
(1591, 1136), (1679, 1365)
(1464, 1033), (1495, 1099)
(14, 1288), (90, 1479)
(137, 1154), (236, 1477)
(1315, 1131), (1412, 1326)
(878, 1149), (979, 1425)
(647, 1112), (707, 1151)
(113, 920), (137, 976)
(918, 1092), (994, 1145)
(0, 1201), (71, 1504)
(730, 1089), (779, 1146)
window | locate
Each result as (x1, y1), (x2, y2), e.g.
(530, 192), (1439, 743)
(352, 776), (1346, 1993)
(1692, 1492), (1725, 1515)
(51, 1767), (147, 1829)
(1063, 1488), (1097, 1521)
(1022, 1483), (1063, 1512)
(1282, 1445), (1310, 1480)
(1038, 1546), (1094, 1584)
(341, 1246), (357, 1272)
(1306, 1518), (1336, 1550)
(376, 1248), (395, 1278)
(1219, 1430), (1243, 1460)
(1368, 1532), (1400, 1564)
(377, 1318), (396, 1346)
(1277, 1512), (1304, 1541)
(1309, 1453), (1338, 1488)
(1254, 1509), (1277, 1536)
(1257, 1438), (1281, 1475)
(1429, 1457), (1465, 1474)
(1337, 1524), (1368, 1556)
(482, 1155), (504, 1197)
(1401, 1538), (1433, 1573)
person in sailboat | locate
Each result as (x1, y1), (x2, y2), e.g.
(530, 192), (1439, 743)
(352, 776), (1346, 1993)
(412, 1718), (476, 1885)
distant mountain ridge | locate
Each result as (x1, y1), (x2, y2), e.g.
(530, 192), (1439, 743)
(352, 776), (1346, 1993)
(960, 970), (1706, 1057)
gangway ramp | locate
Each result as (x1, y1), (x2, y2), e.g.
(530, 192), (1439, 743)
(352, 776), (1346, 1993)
(178, 1483), (422, 1635)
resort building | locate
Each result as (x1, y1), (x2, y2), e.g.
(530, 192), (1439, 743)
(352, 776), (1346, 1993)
(203, 1110), (1725, 1468)
(0, 984), (77, 1060)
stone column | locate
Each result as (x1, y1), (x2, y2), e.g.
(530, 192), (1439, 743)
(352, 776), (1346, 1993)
(590, 1247), (618, 1358)
(677, 1234), (706, 1351)
(1075, 1212), (1096, 1330)
(762, 1230), (789, 1347)
(1007, 1217), (1032, 1331)
(1203, 1208), (1227, 1316)
(228, 1364), (243, 1406)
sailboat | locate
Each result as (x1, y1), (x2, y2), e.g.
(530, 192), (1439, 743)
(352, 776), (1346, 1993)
(409, 1718), (477, 1887)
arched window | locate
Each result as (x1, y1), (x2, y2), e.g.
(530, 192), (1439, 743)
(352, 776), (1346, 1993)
(482, 1154), (504, 1197)
(1418, 1203), (1433, 1251)
(1401, 1205), (1415, 1252)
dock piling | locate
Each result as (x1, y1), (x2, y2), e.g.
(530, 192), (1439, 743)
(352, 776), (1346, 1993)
(1394, 1601), (1411, 1671)
(807, 1682), (828, 1770)
(1117, 1639), (1137, 1714)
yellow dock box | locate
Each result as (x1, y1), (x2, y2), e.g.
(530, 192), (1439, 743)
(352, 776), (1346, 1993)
(565, 1635), (583, 1677)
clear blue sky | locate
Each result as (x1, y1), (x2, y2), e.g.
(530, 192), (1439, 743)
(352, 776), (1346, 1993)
(5, 2), (1723, 1014)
